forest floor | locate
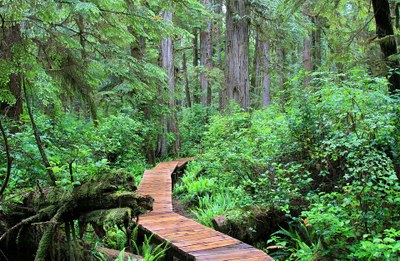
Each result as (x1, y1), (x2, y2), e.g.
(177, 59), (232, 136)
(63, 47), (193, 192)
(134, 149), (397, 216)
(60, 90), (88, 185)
(172, 196), (194, 219)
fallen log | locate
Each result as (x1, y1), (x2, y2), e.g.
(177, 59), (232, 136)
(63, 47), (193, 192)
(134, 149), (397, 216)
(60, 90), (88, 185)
(0, 169), (153, 260)
(96, 247), (143, 261)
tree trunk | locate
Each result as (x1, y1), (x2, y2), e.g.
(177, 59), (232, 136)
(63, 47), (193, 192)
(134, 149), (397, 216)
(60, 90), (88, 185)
(312, 16), (322, 70)
(224, 0), (250, 110)
(372, 0), (400, 93)
(303, 35), (312, 86)
(159, 12), (180, 156)
(200, 0), (213, 107)
(252, 29), (262, 104)
(277, 47), (287, 110)
(193, 29), (200, 104)
(254, 28), (271, 108)
(261, 37), (271, 107)
(215, 0), (224, 110)
(0, 24), (23, 122)
(183, 52), (191, 108)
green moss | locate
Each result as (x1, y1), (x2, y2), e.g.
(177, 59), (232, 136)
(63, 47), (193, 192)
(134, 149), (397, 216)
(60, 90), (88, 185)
(81, 208), (132, 226)
(34, 225), (55, 261)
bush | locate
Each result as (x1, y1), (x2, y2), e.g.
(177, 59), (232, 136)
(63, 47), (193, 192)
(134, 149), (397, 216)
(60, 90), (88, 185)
(176, 70), (400, 259)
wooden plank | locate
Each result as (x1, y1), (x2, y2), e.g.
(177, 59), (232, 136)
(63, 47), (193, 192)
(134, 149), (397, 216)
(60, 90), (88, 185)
(172, 236), (239, 249)
(178, 239), (240, 252)
(197, 254), (270, 261)
(146, 224), (207, 236)
(135, 158), (273, 261)
(140, 219), (196, 231)
(165, 230), (231, 241)
(189, 242), (254, 256)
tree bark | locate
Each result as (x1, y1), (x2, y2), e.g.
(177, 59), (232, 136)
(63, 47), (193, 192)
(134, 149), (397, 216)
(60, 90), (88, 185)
(193, 28), (200, 104)
(224, 0), (250, 110)
(200, 0), (213, 107)
(311, 16), (322, 70)
(252, 29), (261, 104)
(215, 0), (224, 110)
(183, 52), (191, 108)
(372, 0), (400, 93)
(254, 28), (271, 108)
(159, 12), (180, 156)
(0, 24), (23, 122)
(277, 47), (288, 110)
(303, 35), (312, 86)
(261, 37), (271, 107)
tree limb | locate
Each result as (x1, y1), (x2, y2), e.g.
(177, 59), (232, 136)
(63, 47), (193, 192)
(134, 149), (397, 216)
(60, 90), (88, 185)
(0, 118), (12, 199)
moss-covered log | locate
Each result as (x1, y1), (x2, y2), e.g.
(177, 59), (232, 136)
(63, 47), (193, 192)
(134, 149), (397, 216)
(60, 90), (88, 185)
(0, 170), (153, 260)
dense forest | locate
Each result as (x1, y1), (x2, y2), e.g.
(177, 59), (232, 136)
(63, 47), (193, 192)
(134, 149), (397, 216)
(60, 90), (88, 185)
(1, 0), (400, 260)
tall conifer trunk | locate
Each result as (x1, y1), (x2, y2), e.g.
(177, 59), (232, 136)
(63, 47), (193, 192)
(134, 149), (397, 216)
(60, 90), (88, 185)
(200, 0), (213, 106)
(192, 29), (200, 104)
(253, 28), (271, 107)
(224, 0), (250, 110)
(372, 0), (400, 93)
(215, 0), (224, 110)
(303, 32), (312, 86)
(158, 12), (180, 157)
(261, 36), (271, 107)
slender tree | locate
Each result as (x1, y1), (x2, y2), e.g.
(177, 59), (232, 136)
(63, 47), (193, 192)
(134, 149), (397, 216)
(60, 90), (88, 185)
(193, 28), (201, 103)
(0, 118), (11, 198)
(303, 36), (312, 81)
(183, 51), (192, 108)
(23, 79), (57, 185)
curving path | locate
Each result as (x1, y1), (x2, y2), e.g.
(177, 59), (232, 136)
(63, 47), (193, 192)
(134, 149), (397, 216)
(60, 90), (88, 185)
(136, 159), (273, 261)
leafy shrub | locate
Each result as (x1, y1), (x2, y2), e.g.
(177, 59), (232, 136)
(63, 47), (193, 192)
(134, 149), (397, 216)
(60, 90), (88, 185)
(176, 70), (400, 259)
(192, 193), (239, 228)
(178, 104), (214, 156)
(93, 114), (146, 167)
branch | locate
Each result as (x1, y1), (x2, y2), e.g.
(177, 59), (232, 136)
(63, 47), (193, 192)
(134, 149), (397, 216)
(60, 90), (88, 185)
(23, 78), (57, 185)
(0, 213), (41, 242)
(0, 118), (12, 199)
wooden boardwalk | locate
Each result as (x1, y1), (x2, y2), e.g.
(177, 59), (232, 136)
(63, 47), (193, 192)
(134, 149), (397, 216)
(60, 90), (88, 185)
(136, 159), (273, 261)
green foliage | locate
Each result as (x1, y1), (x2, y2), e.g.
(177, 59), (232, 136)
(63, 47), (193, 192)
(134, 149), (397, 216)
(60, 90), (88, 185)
(105, 226), (127, 251)
(174, 161), (217, 206)
(193, 193), (238, 228)
(267, 223), (322, 261)
(93, 115), (146, 167)
(176, 70), (400, 259)
(351, 228), (400, 260)
(178, 105), (214, 156)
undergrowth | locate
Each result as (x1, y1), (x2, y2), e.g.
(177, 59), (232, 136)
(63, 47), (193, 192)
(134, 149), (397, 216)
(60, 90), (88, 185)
(176, 70), (400, 260)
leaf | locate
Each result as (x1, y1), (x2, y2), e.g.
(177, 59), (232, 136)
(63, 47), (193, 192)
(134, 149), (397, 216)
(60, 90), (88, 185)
(0, 89), (16, 105)
(74, 2), (100, 17)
